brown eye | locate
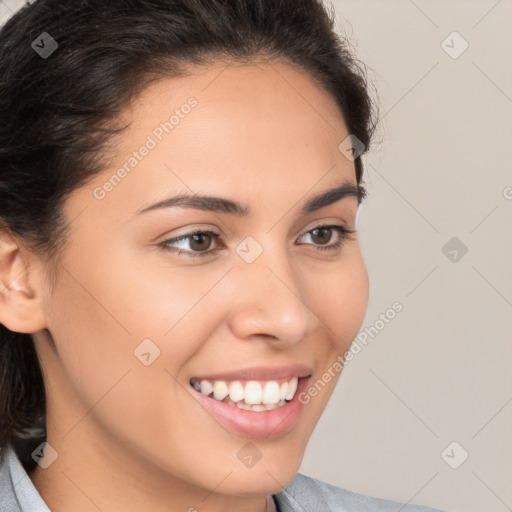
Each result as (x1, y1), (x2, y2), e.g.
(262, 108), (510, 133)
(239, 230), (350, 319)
(188, 233), (213, 251)
(297, 224), (355, 253)
(160, 229), (221, 259)
(309, 226), (334, 246)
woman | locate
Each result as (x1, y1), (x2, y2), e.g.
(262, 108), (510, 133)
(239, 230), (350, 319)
(0, 1), (446, 510)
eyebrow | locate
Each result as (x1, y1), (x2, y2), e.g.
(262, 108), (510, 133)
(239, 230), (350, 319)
(135, 180), (366, 217)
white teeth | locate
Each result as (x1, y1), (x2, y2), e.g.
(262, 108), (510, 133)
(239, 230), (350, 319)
(236, 401), (252, 411)
(262, 381), (280, 404)
(213, 381), (229, 401)
(229, 381), (244, 403)
(279, 382), (288, 401)
(244, 381), (263, 405)
(200, 380), (213, 396)
(191, 376), (302, 409)
(236, 400), (286, 411)
(285, 377), (298, 401)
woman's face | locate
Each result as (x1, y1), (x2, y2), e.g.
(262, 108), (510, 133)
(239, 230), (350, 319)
(31, 60), (369, 507)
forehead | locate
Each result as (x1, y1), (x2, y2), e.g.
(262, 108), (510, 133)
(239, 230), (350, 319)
(68, 60), (356, 224)
(127, 59), (345, 129)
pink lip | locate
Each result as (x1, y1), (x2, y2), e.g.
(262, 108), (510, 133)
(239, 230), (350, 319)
(191, 364), (313, 382)
(188, 376), (311, 438)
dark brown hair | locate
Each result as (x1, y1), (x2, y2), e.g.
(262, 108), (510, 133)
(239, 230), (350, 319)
(0, 0), (377, 472)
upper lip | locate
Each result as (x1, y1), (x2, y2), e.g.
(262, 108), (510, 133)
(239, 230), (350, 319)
(191, 364), (313, 382)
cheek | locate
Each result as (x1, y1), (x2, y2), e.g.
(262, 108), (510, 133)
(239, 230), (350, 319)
(338, 257), (369, 341)
(121, 257), (233, 355)
(43, 251), (183, 406)
(306, 249), (369, 350)
(45, 261), (213, 468)
(296, 255), (368, 433)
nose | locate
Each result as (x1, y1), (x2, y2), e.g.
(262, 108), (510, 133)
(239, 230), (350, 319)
(226, 245), (318, 348)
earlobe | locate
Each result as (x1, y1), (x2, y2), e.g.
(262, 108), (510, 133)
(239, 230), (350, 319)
(0, 227), (48, 334)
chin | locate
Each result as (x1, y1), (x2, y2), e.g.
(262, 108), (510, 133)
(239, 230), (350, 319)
(219, 455), (303, 496)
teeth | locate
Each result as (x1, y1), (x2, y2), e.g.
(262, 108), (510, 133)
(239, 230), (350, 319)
(213, 381), (229, 401)
(285, 377), (298, 401)
(279, 382), (288, 401)
(191, 376), (301, 410)
(229, 381), (244, 403)
(244, 381), (262, 405)
(262, 381), (280, 404)
(235, 400), (286, 411)
(200, 380), (213, 395)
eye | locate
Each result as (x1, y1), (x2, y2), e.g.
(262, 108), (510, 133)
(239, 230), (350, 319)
(158, 224), (356, 259)
(296, 224), (356, 252)
(159, 229), (222, 259)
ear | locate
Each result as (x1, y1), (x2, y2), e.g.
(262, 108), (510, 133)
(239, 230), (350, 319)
(0, 226), (48, 333)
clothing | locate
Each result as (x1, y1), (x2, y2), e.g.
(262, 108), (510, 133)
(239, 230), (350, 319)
(0, 443), (446, 511)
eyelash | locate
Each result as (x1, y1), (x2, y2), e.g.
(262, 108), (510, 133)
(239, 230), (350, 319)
(158, 224), (356, 260)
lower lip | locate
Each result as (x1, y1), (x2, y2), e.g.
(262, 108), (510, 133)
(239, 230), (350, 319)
(188, 377), (310, 438)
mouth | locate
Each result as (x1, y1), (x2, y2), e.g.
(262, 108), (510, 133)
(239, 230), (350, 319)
(189, 376), (302, 412)
(187, 366), (313, 438)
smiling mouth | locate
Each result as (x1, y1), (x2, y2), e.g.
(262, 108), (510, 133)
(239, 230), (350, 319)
(189, 376), (304, 412)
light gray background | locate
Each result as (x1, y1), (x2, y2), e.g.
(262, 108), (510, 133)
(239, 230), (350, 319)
(1, 1), (511, 511)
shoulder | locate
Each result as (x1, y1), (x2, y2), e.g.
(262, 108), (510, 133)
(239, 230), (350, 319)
(0, 443), (51, 512)
(0, 443), (22, 512)
(274, 472), (447, 512)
